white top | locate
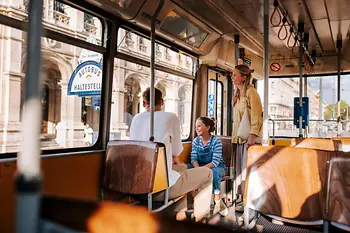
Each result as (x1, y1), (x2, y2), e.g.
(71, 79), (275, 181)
(130, 111), (184, 187)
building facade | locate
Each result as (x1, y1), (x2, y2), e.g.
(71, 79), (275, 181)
(0, 0), (193, 152)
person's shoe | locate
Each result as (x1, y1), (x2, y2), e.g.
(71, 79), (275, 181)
(235, 202), (244, 212)
(214, 199), (228, 217)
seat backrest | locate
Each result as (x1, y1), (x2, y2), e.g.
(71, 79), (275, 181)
(178, 141), (192, 164)
(245, 145), (328, 220)
(326, 151), (350, 226)
(332, 139), (350, 152)
(290, 138), (338, 151)
(216, 136), (234, 168)
(103, 140), (162, 195)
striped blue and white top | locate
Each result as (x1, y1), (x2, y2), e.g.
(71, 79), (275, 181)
(191, 135), (225, 167)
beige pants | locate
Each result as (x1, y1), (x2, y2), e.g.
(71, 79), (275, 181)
(234, 143), (248, 196)
(154, 165), (213, 219)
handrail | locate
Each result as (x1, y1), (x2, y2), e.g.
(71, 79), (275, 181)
(268, 118), (350, 141)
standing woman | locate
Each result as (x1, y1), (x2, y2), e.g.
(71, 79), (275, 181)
(231, 64), (262, 211)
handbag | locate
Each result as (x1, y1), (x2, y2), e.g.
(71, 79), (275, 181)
(237, 97), (261, 143)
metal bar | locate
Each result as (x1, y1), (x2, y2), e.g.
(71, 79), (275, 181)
(337, 40), (342, 136)
(227, 76), (233, 136)
(277, 1), (314, 65)
(300, 0), (324, 54)
(272, 120), (276, 145)
(150, 0), (164, 141)
(0, 14), (105, 54)
(97, 20), (117, 149)
(262, 0), (269, 146)
(215, 73), (219, 134)
(319, 78), (323, 120)
(16, 0), (43, 232)
(116, 53), (195, 80)
(234, 34), (239, 66)
(304, 75), (308, 137)
(299, 41), (303, 137)
(148, 193), (153, 211)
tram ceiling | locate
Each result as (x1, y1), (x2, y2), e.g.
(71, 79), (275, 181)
(81, 0), (350, 73)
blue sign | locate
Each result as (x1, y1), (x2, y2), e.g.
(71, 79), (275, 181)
(68, 61), (103, 96)
(208, 94), (214, 101)
(293, 97), (309, 129)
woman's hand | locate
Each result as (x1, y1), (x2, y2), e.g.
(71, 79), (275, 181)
(247, 134), (256, 148)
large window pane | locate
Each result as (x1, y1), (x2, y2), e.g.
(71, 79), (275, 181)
(0, 24), (103, 154)
(117, 28), (194, 75)
(110, 58), (193, 140)
(2, 1), (103, 46)
(269, 76), (341, 138)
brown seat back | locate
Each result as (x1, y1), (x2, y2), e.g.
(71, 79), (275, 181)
(326, 151), (350, 226)
(217, 136), (233, 168)
(103, 140), (159, 195)
(290, 138), (338, 151)
(245, 146), (328, 220)
(332, 139), (350, 152)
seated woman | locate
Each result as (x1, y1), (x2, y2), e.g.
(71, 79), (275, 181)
(189, 117), (228, 216)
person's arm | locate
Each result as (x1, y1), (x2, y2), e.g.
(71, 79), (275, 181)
(191, 139), (200, 168)
(247, 88), (263, 147)
(172, 156), (183, 164)
(171, 114), (184, 157)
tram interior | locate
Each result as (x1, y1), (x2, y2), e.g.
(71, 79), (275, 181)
(0, 0), (350, 232)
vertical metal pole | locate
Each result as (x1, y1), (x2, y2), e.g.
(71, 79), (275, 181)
(149, 0), (164, 141)
(304, 76), (308, 137)
(215, 72), (219, 134)
(319, 78), (323, 120)
(299, 41), (303, 137)
(227, 76), (233, 136)
(337, 39), (342, 136)
(234, 34), (239, 66)
(16, 0), (43, 233)
(262, 0), (269, 146)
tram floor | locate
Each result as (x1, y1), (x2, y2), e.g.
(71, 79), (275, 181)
(207, 206), (346, 233)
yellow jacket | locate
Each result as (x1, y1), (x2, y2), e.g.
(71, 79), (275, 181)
(232, 85), (263, 144)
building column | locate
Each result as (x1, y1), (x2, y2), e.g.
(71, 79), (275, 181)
(183, 99), (192, 137)
(0, 26), (24, 153)
(55, 81), (85, 147)
(110, 87), (128, 139)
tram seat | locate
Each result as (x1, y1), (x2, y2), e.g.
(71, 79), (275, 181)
(325, 151), (350, 231)
(291, 138), (350, 152)
(244, 146), (327, 225)
(332, 139), (350, 152)
(217, 136), (234, 180)
(103, 140), (183, 212)
(290, 138), (339, 151)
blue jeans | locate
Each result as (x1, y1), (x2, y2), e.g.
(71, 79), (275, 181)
(188, 164), (226, 193)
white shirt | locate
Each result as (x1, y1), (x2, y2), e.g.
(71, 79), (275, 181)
(130, 111), (183, 187)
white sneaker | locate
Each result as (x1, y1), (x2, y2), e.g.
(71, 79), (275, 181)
(215, 199), (228, 217)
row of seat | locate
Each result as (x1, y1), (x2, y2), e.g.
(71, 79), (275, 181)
(102, 136), (235, 220)
(244, 138), (350, 232)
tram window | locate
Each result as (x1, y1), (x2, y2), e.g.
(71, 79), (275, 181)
(160, 11), (208, 48)
(0, 22), (104, 154)
(269, 75), (341, 138)
(307, 75), (340, 138)
(117, 28), (195, 76)
(208, 70), (227, 136)
(11, 1), (104, 46)
(341, 74), (350, 135)
(111, 58), (193, 140)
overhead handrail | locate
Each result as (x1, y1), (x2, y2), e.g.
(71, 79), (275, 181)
(270, 0), (282, 27)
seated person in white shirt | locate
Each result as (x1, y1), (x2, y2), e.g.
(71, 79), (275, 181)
(130, 87), (213, 220)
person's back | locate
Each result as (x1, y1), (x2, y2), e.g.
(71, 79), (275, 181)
(130, 111), (183, 187)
